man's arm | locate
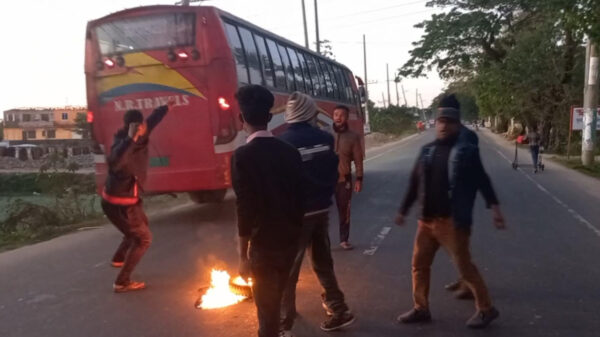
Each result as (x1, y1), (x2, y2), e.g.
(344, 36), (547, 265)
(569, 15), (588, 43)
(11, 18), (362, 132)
(146, 105), (169, 132)
(473, 148), (499, 207)
(473, 148), (506, 229)
(395, 156), (421, 225)
(231, 151), (257, 280)
(352, 134), (364, 192)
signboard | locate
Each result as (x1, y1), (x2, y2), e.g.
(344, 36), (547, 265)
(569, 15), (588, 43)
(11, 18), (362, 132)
(570, 107), (600, 131)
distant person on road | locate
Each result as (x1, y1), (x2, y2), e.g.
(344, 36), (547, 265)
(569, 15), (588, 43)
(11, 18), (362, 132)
(333, 105), (364, 250)
(394, 94), (507, 329)
(231, 85), (305, 337)
(102, 100), (173, 293)
(279, 92), (355, 336)
(524, 125), (541, 173)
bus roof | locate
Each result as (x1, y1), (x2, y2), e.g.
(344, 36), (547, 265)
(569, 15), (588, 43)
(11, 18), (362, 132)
(87, 5), (353, 74)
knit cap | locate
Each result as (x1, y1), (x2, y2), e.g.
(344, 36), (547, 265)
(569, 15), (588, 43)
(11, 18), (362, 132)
(285, 92), (317, 123)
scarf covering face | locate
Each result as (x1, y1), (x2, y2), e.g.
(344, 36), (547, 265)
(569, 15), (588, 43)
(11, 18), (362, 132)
(285, 91), (317, 124)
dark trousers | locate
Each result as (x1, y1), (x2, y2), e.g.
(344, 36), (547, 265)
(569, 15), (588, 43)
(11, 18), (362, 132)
(101, 200), (152, 285)
(250, 248), (296, 337)
(412, 218), (492, 311)
(335, 181), (353, 243)
(530, 145), (540, 168)
(281, 213), (348, 330)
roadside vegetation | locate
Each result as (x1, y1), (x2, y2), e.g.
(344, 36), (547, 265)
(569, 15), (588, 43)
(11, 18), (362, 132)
(368, 101), (418, 136)
(400, 0), (599, 156)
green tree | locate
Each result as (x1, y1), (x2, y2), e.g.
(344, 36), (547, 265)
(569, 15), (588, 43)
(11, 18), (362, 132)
(74, 113), (91, 139)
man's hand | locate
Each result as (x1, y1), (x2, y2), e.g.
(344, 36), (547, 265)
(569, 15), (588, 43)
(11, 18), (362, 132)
(239, 258), (251, 282)
(167, 97), (176, 109)
(354, 180), (363, 193)
(133, 122), (148, 142)
(491, 204), (506, 230)
(394, 213), (405, 226)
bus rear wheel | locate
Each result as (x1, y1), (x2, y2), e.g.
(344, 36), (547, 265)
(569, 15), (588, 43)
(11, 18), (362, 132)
(188, 189), (227, 204)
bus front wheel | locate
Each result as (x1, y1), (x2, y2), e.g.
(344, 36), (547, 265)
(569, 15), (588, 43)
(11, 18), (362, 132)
(188, 189), (227, 204)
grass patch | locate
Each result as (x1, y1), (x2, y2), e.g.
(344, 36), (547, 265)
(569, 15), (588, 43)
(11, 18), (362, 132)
(551, 157), (600, 179)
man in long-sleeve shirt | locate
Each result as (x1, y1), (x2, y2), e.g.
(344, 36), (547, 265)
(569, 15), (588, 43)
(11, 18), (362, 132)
(231, 85), (305, 337)
(395, 95), (506, 329)
(333, 105), (364, 250)
(101, 101), (172, 293)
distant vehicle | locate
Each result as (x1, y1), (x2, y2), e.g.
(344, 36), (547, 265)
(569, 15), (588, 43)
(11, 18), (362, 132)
(85, 5), (364, 202)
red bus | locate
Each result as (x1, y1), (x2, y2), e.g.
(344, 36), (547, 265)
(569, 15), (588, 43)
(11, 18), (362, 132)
(85, 5), (365, 203)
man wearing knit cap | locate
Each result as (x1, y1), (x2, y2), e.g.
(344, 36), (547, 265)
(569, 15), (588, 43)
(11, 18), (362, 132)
(279, 92), (355, 335)
(394, 94), (506, 329)
(332, 105), (364, 250)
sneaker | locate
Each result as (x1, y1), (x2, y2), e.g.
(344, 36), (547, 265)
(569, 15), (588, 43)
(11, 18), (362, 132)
(340, 242), (354, 250)
(444, 280), (462, 291)
(455, 287), (474, 300)
(111, 261), (124, 268)
(278, 330), (295, 337)
(466, 307), (499, 329)
(397, 308), (432, 324)
(113, 281), (146, 293)
(322, 302), (333, 316)
(320, 312), (355, 331)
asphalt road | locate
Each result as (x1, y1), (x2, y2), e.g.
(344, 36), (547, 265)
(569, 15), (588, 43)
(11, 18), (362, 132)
(1, 128), (600, 337)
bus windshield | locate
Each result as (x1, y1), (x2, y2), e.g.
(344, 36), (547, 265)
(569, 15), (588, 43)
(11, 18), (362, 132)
(95, 13), (195, 55)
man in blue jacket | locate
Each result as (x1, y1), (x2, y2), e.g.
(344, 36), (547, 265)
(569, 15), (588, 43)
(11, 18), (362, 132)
(394, 94), (506, 329)
(279, 92), (355, 335)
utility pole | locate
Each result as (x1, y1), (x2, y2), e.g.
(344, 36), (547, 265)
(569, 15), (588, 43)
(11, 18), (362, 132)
(301, 0), (309, 49)
(401, 84), (407, 107)
(382, 92), (386, 108)
(583, 40), (598, 166)
(386, 64), (391, 106)
(419, 93), (425, 110)
(419, 93), (427, 121)
(394, 76), (400, 106)
(363, 34), (370, 133)
(314, 0), (321, 54)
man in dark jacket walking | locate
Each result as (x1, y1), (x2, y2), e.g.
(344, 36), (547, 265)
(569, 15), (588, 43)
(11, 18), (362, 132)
(102, 100), (172, 293)
(394, 94), (506, 329)
(279, 92), (355, 336)
(231, 85), (305, 337)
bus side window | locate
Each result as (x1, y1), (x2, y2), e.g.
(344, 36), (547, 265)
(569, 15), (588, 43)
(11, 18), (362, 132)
(327, 63), (340, 100)
(254, 34), (275, 88)
(297, 52), (313, 96)
(304, 54), (321, 97)
(265, 38), (286, 90)
(224, 23), (249, 85)
(238, 27), (263, 85)
(333, 66), (347, 102)
(318, 59), (333, 98)
(277, 43), (296, 92)
(287, 47), (306, 93)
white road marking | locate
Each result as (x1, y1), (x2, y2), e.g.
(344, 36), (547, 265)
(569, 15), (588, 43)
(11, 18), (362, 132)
(493, 145), (600, 238)
(363, 226), (392, 256)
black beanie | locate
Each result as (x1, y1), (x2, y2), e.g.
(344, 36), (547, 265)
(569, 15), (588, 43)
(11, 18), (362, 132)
(124, 109), (144, 126)
(437, 94), (461, 121)
(235, 85), (274, 126)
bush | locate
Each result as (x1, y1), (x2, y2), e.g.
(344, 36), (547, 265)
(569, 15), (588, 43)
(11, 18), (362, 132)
(0, 173), (96, 195)
(370, 105), (417, 135)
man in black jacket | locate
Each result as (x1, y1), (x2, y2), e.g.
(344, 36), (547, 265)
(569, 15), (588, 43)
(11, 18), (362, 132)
(394, 94), (506, 329)
(102, 100), (172, 293)
(231, 85), (305, 337)
(278, 92), (355, 335)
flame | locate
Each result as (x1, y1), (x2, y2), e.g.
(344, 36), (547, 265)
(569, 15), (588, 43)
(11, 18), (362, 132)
(198, 269), (251, 309)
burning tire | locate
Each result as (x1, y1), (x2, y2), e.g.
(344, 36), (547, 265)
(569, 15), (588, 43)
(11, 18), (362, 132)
(229, 279), (252, 298)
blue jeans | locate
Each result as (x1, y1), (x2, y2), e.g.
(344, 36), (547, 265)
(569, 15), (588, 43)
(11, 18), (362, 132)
(530, 145), (540, 168)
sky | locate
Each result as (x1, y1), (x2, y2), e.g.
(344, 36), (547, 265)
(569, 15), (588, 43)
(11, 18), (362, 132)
(0, 0), (446, 115)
